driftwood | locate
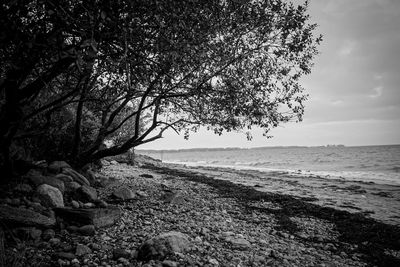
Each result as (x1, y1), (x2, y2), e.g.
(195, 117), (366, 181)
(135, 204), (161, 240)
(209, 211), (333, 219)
(54, 206), (120, 227)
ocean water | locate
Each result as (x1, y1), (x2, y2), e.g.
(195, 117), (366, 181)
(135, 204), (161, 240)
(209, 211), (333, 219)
(139, 145), (400, 185)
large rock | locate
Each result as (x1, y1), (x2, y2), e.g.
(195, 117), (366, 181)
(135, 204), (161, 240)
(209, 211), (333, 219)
(0, 205), (56, 228)
(65, 181), (81, 192)
(76, 185), (98, 202)
(137, 231), (191, 261)
(54, 206), (120, 227)
(112, 187), (136, 200)
(28, 173), (65, 193)
(62, 168), (90, 186)
(36, 184), (64, 208)
(48, 161), (71, 173)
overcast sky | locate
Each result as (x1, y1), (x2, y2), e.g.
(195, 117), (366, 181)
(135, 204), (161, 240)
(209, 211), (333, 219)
(140, 0), (400, 150)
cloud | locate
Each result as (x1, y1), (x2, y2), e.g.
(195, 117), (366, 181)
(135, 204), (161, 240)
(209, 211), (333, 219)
(338, 40), (357, 56)
(369, 86), (383, 98)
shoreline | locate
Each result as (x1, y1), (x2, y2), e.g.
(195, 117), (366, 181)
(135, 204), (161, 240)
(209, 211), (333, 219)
(159, 162), (400, 226)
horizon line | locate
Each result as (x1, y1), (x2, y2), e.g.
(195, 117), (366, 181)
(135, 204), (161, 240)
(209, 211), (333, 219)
(137, 143), (400, 152)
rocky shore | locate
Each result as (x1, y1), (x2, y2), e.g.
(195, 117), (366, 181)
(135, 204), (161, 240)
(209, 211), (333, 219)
(1, 158), (400, 267)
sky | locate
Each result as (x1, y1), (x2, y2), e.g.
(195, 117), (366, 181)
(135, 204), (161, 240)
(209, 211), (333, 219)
(140, 0), (400, 150)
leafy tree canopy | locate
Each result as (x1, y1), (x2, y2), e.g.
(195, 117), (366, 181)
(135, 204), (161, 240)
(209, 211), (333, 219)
(0, 0), (322, 169)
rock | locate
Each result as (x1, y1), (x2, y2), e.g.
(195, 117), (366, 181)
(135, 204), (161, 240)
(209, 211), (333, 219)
(42, 229), (55, 241)
(83, 202), (95, 209)
(110, 160), (118, 165)
(76, 244), (92, 256)
(139, 174), (153, 179)
(55, 174), (74, 183)
(66, 181), (81, 192)
(14, 183), (33, 193)
(54, 252), (76, 260)
(62, 168), (90, 186)
(137, 231), (191, 261)
(14, 227), (42, 240)
(162, 191), (185, 205)
(48, 161), (71, 173)
(78, 225), (95, 236)
(0, 206), (56, 227)
(113, 248), (131, 260)
(97, 200), (108, 208)
(54, 207), (120, 227)
(226, 237), (251, 250)
(162, 260), (178, 267)
(28, 174), (65, 193)
(36, 184), (64, 208)
(112, 188), (136, 200)
(208, 258), (219, 265)
(136, 191), (148, 198)
(71, 200), (80, 209)
(49, 237), (61, 246)
(76, 185), (98, 202)
(9, 198), (21, 206)
(84, 169), (97, 185)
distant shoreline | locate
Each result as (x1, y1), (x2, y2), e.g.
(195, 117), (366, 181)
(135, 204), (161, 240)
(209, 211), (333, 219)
(137, 144), (400, 153)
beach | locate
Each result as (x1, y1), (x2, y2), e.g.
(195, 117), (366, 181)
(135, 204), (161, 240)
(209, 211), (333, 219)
(2, 159), (400, 266)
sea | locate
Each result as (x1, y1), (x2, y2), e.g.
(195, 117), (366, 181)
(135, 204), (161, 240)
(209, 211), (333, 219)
(138, 145), (400, 186)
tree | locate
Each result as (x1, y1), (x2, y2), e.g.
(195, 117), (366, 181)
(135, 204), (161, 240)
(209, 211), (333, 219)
(0, 0), (322, 171)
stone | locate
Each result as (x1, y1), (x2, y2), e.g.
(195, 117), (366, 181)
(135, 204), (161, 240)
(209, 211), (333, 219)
(112, 248), (131, 260)
(14, 183), (33, 193)
(28, 174), (65, 193)
(62, 168), (90, 186)
(97, 200), (108, 208)
(208, 258), (219, 265)
(0, 206), (56, 227)
(78, 225), (95, 236)
(66, 181), (81, 192)
(162, 260), (178, 267)
(112, 188), (136, 200)
(162, 191), (185, 205)
(42, 229), (55, 241)
(76, 186), (98, 202)
(83, 202), (95, 209)
(14, 227), (42, 240)
(55, 174), (74, 183)
(36, 184), (64, 207)
(137, 231), (191, 261)
(136, 191), (148, 198)
(49, 237), (61, 246)
(226, 237), (251, 250)
(110, 160), (118, 165)
(76, 244), (92, 256)
(54, 207), (120, 227)
(71, 200), (80, 209)
(84, 169), (97, 185)
(139, 174), (154, 179)
(48, 161), (71, 173)
(54, 252), (76, 260)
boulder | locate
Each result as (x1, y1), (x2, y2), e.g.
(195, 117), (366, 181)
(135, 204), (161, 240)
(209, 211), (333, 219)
(48, 161), (71, 173)
(62, 168), (90, 186)
(54, 206), (120, 227)
(84, 169), (97, 185)
(137, 231), (191, 261)
(75, 185), (98, 202)
(112, 188), (136, 200)
(28, 174), (65, 193)
(36, 184), (64, 208)
(0, 206), (56, 227)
